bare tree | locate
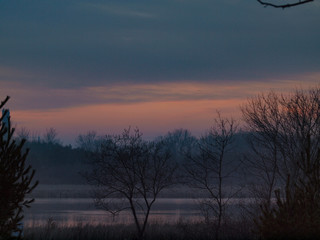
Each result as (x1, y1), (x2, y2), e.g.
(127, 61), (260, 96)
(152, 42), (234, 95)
(43, 128), (60, 144)
(0, 96), (38, 239)
(242, 87), (320, 238)
(159, 128), (197, 164)
(183, 114), (239, 240)
(76, 131), (99, 152)
(242, 92), (284, 211)
(84, 127), (177, 240)
(15, 127), (30, 142)
(257, 0), (314, 9)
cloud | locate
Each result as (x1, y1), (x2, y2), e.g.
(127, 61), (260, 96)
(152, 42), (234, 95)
(0, 0), (319, 89)
(10, 76), (319, 144)
(12, 98), (244, 144)
(1, 0), (319, 144)
(2, 74), (319, 111)
(84, 2), (157, 19)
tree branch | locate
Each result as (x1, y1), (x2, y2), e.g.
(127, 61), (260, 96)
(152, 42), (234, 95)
(257, 0), (313, 9)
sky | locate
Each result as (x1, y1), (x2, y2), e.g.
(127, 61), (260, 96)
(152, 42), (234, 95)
(0, 0), (320, 145)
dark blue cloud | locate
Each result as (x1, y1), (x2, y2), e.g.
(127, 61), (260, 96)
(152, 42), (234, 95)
(0, 0), (319, 88)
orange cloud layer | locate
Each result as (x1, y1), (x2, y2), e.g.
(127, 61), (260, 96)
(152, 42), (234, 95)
(4, 74), (319, 144)
(2, 72), (320, 111)
(12, 99), (243, 142)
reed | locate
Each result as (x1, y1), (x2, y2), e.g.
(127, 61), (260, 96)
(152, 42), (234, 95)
(24, 219), (256, 240)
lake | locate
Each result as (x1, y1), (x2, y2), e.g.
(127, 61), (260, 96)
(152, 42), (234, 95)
(24, 197), (253, 227)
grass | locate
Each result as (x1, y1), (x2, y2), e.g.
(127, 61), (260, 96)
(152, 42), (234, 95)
(24, 219), (256, 240)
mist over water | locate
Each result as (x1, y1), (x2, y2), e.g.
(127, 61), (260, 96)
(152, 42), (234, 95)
(24, 196), (255, 227)
(24, 198), (199, 227)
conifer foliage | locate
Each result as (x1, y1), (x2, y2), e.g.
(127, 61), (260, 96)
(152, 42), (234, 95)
(0, 96), (38, 240)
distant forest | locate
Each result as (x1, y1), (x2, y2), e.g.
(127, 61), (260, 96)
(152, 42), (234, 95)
(24, 140), (86, 184)
(19, 129), (249, 186)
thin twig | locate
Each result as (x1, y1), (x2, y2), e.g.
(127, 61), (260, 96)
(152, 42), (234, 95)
(257, 0), (313, 9)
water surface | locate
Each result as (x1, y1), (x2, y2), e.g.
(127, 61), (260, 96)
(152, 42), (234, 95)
(24, 198), (204, 227)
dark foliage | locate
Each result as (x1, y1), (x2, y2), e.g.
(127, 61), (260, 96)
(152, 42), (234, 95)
(256, 174), (320, 240)
(0, 96), (38, 240)
(25, 141), (86, 184)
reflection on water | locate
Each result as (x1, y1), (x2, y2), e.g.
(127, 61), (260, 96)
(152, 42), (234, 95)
(24, 198), (253, 227)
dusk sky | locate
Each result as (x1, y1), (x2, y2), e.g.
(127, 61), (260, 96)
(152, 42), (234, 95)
(1, 0), (320, 144)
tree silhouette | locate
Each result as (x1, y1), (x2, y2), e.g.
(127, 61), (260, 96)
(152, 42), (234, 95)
(43, 128), (60, 145)
(84, 127), (177, 240)
(0, 96), (38, 240)
(257, 0), (313, 9)
(242, 88), (320, 239)
(183, 114), (240, 240)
